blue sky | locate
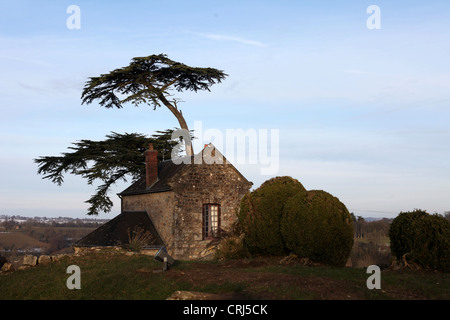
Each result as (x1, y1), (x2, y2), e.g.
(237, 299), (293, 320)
(1, 1), (449, 219)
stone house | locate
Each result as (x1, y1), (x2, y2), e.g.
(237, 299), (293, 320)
(75, 143), (252, 260)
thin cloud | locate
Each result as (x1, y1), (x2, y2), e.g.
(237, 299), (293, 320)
(19, 78), (83, 95)
(343, 69), (367, 75)
(194, 32), (268, 47)
(19, 82), (50, 93)
(0, 54), (52, 68)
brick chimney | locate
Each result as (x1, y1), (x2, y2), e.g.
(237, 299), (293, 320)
(145, 143), (158, 188)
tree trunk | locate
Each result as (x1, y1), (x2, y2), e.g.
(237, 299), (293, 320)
(157, 94), (194, 156)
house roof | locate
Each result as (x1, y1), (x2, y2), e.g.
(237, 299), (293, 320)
(119, 159), (186, 196)
(118, 143), (252, 197)
(74, 211), (165, 248)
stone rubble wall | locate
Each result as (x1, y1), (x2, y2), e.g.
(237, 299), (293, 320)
(170, 163), (251, 260)
(0, 246), (160, 274)
(0, 253), (71, 273)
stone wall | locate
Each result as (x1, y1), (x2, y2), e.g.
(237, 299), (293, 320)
(170, 162), (252, 260)
(122, 191), (175, 250)
(0, 248), (161, 274)
(74, 246), (159, 257)
(121, 150), (252, 260)
(0, 253), (71, 273)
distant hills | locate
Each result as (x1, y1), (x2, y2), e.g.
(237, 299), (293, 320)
(0, 214), (109, 226)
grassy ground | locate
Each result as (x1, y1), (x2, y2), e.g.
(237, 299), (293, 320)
(1, 250), (449, 300)
(0, 251), (183, 300)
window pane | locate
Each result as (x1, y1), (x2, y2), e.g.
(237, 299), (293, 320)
(211, 205), (218, 234)
(203, 204), (220, 239)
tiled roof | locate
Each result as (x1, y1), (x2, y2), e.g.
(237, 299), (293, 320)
(118, 144), (252, 197)
(75, 211), (165, 248)
(118, 158), (187, 196)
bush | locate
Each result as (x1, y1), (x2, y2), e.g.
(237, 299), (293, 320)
(237, 176), (354, 267)
(388, 209), (428, 260)
(389, 209), (450, 272)
(237, 176), (307, 255)
(281, 190), (354, 267)
(123, 226), (154, 252)
(215, 234), (250, 260)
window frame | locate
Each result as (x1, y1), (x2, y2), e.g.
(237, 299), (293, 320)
(202, 203), (221, 240)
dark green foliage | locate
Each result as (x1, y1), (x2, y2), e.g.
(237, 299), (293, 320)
(35, 129), (188, 215)
(389, 209), (450, 272)
(81, 54), (227, 109)
(281, 190), (354, 267)
(388, 209), (428, 260)
(237, 176), (307, 255)
(412, 214), (450, 272)
(81, 54), (227, 156)
(237, 176), (353, 266)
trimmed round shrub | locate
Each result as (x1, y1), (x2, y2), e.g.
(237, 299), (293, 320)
(237, 176), (307, 255)
(388, 209), (428, 260)
(281, 190), (354, 267)
(389, 209), (450, 272)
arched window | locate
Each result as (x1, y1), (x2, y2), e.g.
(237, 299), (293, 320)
(202, 204), (220, 239)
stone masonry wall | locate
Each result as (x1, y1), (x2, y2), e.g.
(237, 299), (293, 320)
(169, 162), (252, 260)
(121, 148), (252, 260)
(122, 191), (175, 250)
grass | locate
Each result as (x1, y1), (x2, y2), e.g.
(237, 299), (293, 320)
(0, 251), (188, 300)
(1, 251), (449, 300)
(254, 263), (449, 300)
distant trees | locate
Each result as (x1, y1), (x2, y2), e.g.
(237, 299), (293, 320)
(350, 214), (391, 240)
(0, 218), (105, 257)
(1, 220), (18, 231)
(351, 214), (366, 238)
(444, 211), (450, 222)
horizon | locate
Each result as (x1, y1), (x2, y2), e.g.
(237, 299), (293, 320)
(1, 1), (450, 220)
(0, 214), (109, 221)
(0, 213), (396, 222)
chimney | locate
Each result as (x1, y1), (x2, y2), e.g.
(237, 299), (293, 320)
(145, 143), (158, 188)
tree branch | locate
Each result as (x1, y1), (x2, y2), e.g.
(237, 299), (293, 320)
(160, 77), (180, 92)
